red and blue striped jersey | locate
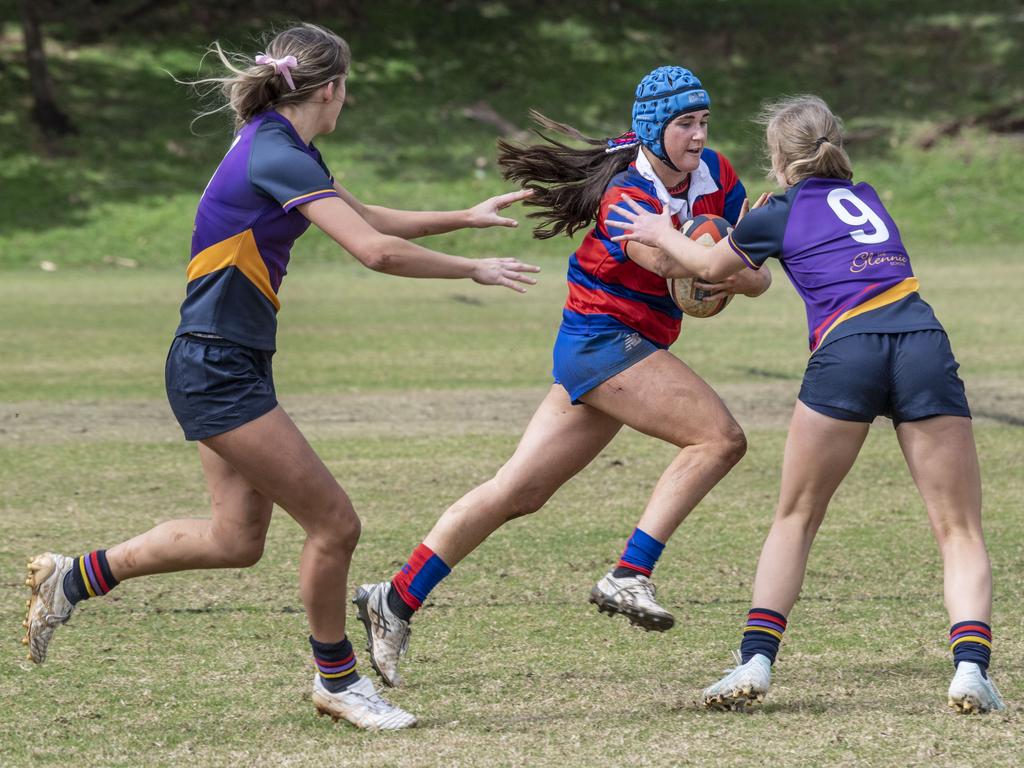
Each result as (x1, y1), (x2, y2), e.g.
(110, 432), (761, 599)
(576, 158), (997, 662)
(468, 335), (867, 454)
(562, 148), (745, 347)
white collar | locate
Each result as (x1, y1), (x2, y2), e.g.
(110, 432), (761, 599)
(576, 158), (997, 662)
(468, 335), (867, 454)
(634, 148), (719, 218)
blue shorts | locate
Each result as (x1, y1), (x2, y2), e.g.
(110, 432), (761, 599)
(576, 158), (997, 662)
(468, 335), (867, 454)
(552, 326), (663, 404)
(165, 334), (278, 441)
(799, 330), (970, 426)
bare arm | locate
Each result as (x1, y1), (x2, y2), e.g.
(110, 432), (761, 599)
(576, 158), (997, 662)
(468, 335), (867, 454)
(608, 196), (757, 282)
(300, 196), (539, 291)
(333, 182), (534, 239)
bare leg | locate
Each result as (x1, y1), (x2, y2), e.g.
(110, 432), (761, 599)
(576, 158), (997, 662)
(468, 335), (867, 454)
(582, 350), (748, 542)
(896, 415), (990, 624)
(423, 385), (622, 565)
(750, 401), (869, 615)
(108, 406), (359, 643)
(106, 444), (273, 577)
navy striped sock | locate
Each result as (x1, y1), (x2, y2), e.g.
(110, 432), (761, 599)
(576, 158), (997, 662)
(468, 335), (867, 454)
(740, 608), (787, 664)
(62, 550), (119, 605)
(950, 620), (992, 677)
(310, 635), (360, 693)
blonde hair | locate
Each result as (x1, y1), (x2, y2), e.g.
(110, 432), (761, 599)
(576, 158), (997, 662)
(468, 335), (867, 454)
(758, 95), (852, 185)
(187, 23), (350, 131)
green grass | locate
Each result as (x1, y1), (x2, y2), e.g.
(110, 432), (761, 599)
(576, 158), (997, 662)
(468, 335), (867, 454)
(2, 2), (1023, 270)
(1, 255), (1022, 766)
(2, 3), (1023, 764)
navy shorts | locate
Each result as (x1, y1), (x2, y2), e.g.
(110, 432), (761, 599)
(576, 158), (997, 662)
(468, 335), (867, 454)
(799, 330), (970, 426)
(552, 326), (662, 404)
(165, 334), (279, 441)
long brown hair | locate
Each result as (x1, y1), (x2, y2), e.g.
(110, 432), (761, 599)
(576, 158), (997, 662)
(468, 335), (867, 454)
(758, 95), (853, 184)
(497, 110), (635, 240)
(186, 23), (351, 131)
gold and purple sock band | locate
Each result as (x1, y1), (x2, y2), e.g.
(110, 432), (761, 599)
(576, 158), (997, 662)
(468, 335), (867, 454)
(73, 550), (119, 601)
(309, 634), (359, 692)
(950, 620), (992, 672)
(740, 608), (787, 664)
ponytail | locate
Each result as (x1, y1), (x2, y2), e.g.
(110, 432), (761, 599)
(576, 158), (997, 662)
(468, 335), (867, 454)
(758, 95), (853, 185)
(183, 23), (351, 131)
(497, 110), (635, 240)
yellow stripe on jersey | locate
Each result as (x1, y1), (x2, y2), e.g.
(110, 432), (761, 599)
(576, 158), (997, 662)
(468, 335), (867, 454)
(727, 234), (761, 270)
(282, 188), (336, 209)
(815, 277), (920, 351)
(187, 229), (281, 311)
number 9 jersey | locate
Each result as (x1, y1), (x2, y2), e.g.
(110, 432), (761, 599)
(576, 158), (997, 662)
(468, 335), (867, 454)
(727, 178), (944, 353)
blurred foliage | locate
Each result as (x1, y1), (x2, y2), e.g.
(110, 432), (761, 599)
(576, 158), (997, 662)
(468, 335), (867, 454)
(0, 0), (1022, 262)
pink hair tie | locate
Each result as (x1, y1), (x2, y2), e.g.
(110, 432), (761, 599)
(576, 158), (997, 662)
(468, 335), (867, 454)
(255, 53), (298, 91)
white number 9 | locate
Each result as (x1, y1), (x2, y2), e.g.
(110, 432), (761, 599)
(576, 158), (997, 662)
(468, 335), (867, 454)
(826, 188), (890, 244)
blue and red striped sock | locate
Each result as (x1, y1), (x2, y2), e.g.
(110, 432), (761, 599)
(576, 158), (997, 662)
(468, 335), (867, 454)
(310, 635), (360, 693)
(62, 550), (119, 605)
(950, 620), (992, 677)
(389, 543), (451, 621)
(612, 527), (665, 578)
(740, 608), (787, 664)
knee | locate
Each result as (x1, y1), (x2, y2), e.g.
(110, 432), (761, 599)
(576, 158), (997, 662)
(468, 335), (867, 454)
(311, 496), (362, 552)
(211, 524), (267, 568)
(709, 421), (747, 468)
(491, 472), (552, 521)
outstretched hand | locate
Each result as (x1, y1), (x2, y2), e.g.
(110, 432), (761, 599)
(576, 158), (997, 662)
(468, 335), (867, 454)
(471, 257), (541, 293)
(467, 188), (536, 229)
(605, 195), (675, 249)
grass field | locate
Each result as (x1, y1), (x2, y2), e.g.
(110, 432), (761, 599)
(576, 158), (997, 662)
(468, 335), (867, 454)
(1, 249), (1022, 767)
(2, 3), (1023, 765)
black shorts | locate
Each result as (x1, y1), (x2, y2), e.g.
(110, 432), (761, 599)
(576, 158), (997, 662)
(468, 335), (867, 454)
(165, 334), (278, 441)
(798, 330), (970, 426)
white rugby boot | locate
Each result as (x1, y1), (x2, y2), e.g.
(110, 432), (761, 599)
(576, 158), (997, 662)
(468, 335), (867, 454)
(589, 570), (675, 631)
(948, 662), (1005, 714)
(352, 582), (412, 688)
(23, 553), (77, 663)
(702, 652), (773, 710)
(312, 674), (417, 730)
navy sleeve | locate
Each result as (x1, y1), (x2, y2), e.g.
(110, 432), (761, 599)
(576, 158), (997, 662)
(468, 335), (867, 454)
(714, 152), (747, 226)
(727, 194), (790, 268)
(249, 123), (339, 211)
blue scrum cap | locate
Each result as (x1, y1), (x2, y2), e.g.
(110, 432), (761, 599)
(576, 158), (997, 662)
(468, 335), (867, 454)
(631, 66), (710, 170)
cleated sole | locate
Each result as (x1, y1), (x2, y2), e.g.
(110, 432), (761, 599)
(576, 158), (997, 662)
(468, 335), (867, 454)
(588, 589), (675, 632)
(948, 695), (990, 715)
(703, 689), (766, 712)
(312, 692), (417, 731)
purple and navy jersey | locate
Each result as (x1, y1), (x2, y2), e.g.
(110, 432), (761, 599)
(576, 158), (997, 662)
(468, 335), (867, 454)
(175, 111), (340, 350)
(564, 148), (745, 347)
(728, 177), (943, 353)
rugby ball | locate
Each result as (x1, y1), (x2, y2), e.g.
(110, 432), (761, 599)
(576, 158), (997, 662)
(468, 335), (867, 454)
(667, 214), (733, 318)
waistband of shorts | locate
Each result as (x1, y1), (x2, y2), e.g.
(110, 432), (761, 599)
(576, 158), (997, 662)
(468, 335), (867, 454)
(179, 332), (242, 348)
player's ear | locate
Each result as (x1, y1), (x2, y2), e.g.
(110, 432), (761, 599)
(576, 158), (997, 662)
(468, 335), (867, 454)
(321, 81), (334, 103)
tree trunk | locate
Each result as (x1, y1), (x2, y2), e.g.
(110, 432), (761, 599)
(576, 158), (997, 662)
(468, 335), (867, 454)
(20, 0), (76, 137)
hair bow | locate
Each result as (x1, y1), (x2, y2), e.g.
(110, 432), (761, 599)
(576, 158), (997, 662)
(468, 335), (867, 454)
(255, 53), (298, 91)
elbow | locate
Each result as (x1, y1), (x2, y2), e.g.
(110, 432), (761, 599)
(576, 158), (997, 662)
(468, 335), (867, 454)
(359, 236), (397, 273)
